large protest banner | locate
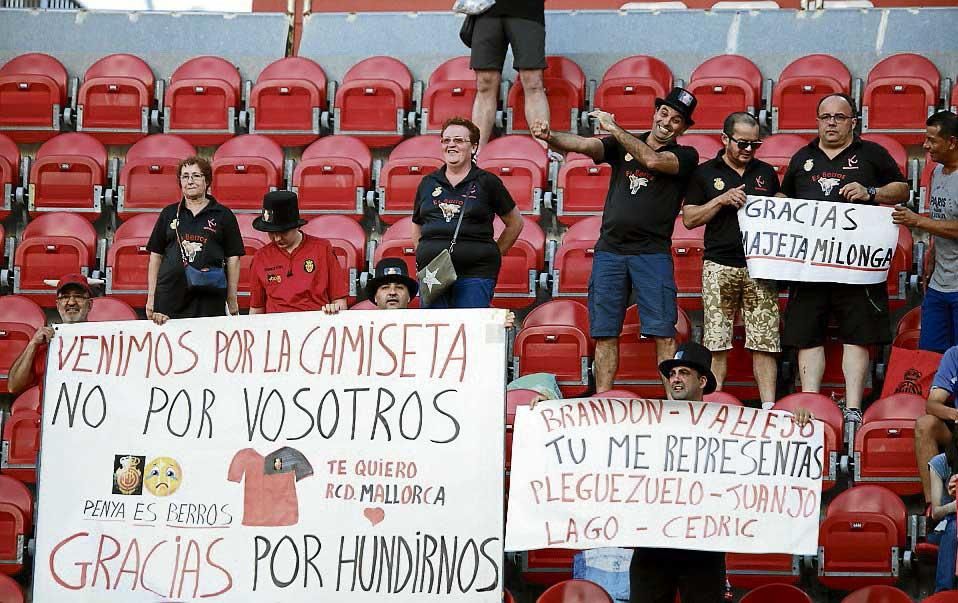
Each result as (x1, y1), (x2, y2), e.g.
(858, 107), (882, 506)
(737, 195), (898, 284)
(32, 309), (506, 602)
(504, 398), (823, 554)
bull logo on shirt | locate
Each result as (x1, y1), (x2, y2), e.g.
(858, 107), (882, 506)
(629, 173), (649, 195)
(438, 201), (462, 222)
(181, 240), (203, 263)
(817, 177), (842, 197)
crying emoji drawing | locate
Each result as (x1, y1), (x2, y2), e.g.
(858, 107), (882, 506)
(144, 457), (183, 497)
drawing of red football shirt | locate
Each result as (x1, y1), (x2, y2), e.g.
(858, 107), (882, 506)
(227, 447), (313, 527)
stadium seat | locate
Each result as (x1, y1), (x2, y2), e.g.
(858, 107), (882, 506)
(302, 215), (367, 303)
(613, 305), (692, 397)
(236, 213), (271, 310)
(477, 135), (551, 216)
(506, 55), (586, 135)
(536, 579), (613, 602)
(923, 592), (958, 602)
(772, 54), (851, 134)
(886, 225), (913, 311)
(918, 152), (936, 215)
(372, 216), (417, 279)
(740, 583), (812, 603)
(703, 390), (744, 406)
(87, 297), (138, 322)
(891, 329), (920, 351)
(513, 300), (593, 397)
(720, 320), (783, 401)
(504, 589), (516, 603)
(0, 475), (31, 575)
(839, 585), (915, 603)
(1, 403), (39, 483)
(246, 56), (327, 146)
(492, 215), (545, 309)
(895, 307), (920, 335)
(686, 55), (763, 133)
(505, 388), (541, 472)
(672, 215), (705, 310)
(0, 296), (45, 395)
(860, 134), (909, 182)
(754, 134), (810, 181)
(9, 388), (39, 416)
(333, 56), (413, 148)
(0, 572), (23, 602)
(727, 552), (803, 589)
(28, 133), (108, 220)
(376, 135), (443, 224)
(679, 133), (723, 164)
(816, 485), (907, 591)
(14, 212), (98, 307)
(293, 135), (372, 220)
(861, 53), (940, 145)
(163, 55), (241, 145)
(852, 392), (925, 496)
(76, 53), (155, 144)
(0, 53), (67, 143)
(210, 134), (284, 212)
(418, 57), (476, 135)
(116, 134), (196, 220)
(105, 213), (157, 307)
(547, 216), (601, 299)
(772, 392), (842, 490)
(592, 55), (673, 132)
(554, 151), (610, 225)
(0, 133), (19, 222)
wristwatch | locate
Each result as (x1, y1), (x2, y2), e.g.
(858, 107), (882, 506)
(866, 186), (877, 203)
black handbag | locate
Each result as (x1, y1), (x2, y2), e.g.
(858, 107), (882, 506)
(459, 15), (476, 48)
(175, 203), (227, 295)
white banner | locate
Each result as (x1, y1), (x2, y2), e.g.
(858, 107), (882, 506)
(504, 398), (823, 555)
(738, 195), (898, 284)
(33, 309), (506, 602)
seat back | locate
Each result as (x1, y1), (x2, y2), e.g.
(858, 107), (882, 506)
(853, 393), (925, 495)
(507, 55), (586, 134)
(885, 224), (912, 309)
(755, 134), (810, 181)
(78, 53), (155, 144)
(210, 134), (284, 212)
(536, 579), (613, 603)
(334, 56), (413, 147)
(164, 55), (241, 145)
(492, 215), (544, 308)
(703, 391), (744, 406)
(477, 135), (549, 215)
(772, 54), (851, 133)
(106, 214), (164, 305)
(671, 215), (705, 310)
(302, 215), (367, 302)
(15, 212), (97, 305)
(740, 583), (812, 603)
(895, 307), (920, 335)
(515, 300), (593, 397)
(0, 296), (45, 394)
(555, 152), (610, 225)
(551, 216), (601, 298)
(294, 135), (371, 219)
(594, 55), (672, 131)
(727, 552), (801, 589)
(117, 134), (196, 219)
(772, 392), (842, 490)
(87, 297), (138, 322)
(0, 572), (24, 602)
(860, 134), (908, 180)
(613, 305), (691, 397)
(838, 585), (912, 603)
(687, 54), (763, 132)
(679, 134), (723, 164)
(0, 53), (67, 143)
(862, 53), (940, 144)
(373, 216), (418, 277)
(248, 56), (327, 146)
(0, 133), (19, 221)
(378, 135), (443, 222)
(29, 133), (108, 219)
(421, 56), (476, 133)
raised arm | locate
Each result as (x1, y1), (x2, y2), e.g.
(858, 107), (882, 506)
(531, 119), (604, 163)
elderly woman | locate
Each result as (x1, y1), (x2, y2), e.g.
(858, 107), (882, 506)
(146, 156), (244, 324)
(411, 117), (523, 308)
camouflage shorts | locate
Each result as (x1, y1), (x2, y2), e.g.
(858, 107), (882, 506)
(702, 260), (781, 353)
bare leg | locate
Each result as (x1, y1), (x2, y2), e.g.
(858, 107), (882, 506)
(797, 346), (825, 393)
(915, 414), (953, 503)
(472, 69), (501, 149)
(518, 69), (549, 149)
(752, 351), (778, 407)
(655, 336), (677, 396)
(594, 337), (619, 393)
(841, 344), (870, 410)
(711, 349), (729, 391)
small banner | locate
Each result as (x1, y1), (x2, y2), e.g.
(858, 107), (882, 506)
(879, 346), (944, 399)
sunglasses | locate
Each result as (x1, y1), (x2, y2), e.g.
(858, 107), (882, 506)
(728, 136), (763, 151)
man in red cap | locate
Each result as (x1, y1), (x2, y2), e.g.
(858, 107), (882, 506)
(8, 273), (94, 393)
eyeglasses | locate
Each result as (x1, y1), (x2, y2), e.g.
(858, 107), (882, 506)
(440, 137), (471, 146)
(57, 294), (90, 302)
(728, 136), (763, 150)
(179, 173), (205, 182)
(817, 113), (853, 124)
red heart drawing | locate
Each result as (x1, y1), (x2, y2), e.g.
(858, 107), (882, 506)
(363, 507), (385, 526)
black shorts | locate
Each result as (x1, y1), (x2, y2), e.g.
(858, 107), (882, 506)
(629, 548), (725, 603)
(782, 281), (891, 348)
(469, 15), (546, 71)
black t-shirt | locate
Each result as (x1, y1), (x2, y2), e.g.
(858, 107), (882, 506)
(595, 133), (699, 255)
(685, 151), (781, 267)
(146, 195), (245, 317)
(781, 137), (905, 202)
(413, 165), (516, 280)
(486, 0), (545, 23)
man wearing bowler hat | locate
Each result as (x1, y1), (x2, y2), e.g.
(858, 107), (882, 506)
(362, 258), (420, 310)
(249, 190), (347, 315)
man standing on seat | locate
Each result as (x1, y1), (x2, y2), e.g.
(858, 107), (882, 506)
(470, 0), (548, 149)
(531, 88), (699, 394)
(892, 111), (958, 352)
(781, 93), (909, 423)
(683, 112), (781, 408)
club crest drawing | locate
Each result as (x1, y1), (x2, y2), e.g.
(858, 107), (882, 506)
(113, 454), (145, 496)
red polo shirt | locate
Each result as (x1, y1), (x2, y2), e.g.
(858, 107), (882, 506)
(249, 233), (348, 313)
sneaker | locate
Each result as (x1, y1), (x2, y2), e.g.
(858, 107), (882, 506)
(547, 149), (565, 164)
(844, 407), (863, 424)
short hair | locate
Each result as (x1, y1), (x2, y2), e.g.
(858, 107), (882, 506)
(722, 112), (760, 137)
(816, 93), (857, 117)
(927, 110), (958, 140)
(177, 156), (212, 183)
(440, 117), (481, 144)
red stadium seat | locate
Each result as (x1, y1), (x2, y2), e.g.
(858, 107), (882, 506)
(76, 53), (155, 144)
(554, 151), (610, 225)
(754, 134), (810, 181)
(106, 214), (156, 307)
(477, 135), (550, 216)
(14, 212), (97, 307)
(679, 134), (723, 164)
(0, 133), (19, 222)
(505, 388), (540, 472)
(923, 592), (958, 602)
(740, 583), (812, 603)
(817, 485), (907, 591)
(613, 305), (691, 397)
(163, 56), (240, 145)
(492, 215), (545, 309)
(548, 216), (600, 300)
(116, 134), (196, 220)
(87, 297), (138, 322)
(0, 53), (67, 143)
(236, 213), (271, 310)
(247, 56), (327, 146)
(210, 134), (284, 212)
(703, 391), (744, 406)
(860, 134), (908, 182)
(506, 55), (586, 135)
(686, 55), (763, 133)
(418, 57), (476, 135)
(593, 55), (673, 132)
(10, 388), (39, 415)
(28, 133), (108, 220)
(0, 297), (45, 395)
(891, 329), (919, 351)
(895, 307), (920, 335)
(376, 135), (443, 224)
(0, 475), (31, 575)
(1, 406), (39, 484)
(772, 392), (842, 490)
(373, 216), (418, 278)
(862, 53), (940, 144)
(918, 152), (936, 215)
(333, 56), (413, 148)
(886, 225), (913, 311)
(293, 135), (371, 220)
(727, 552), (802, 589)
(772, 54), (851, 134)
(504, 589), (516, 603)
(536, 579), (613, 602)
(721, 320), (784, 401)
(672, 215), (705, 311)
(302, 215), (367, 303)
(852, 393), (924, 496)
(513, 300), (593, 397)
(840, 585), (916, 603)
(0, 572), (24, 602)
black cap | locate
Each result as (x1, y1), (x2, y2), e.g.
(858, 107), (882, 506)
(655, 87), (697, 127)
(365, 258), (419, 302)
(253, 190), (307, 233)
(658, 341), (717, 394)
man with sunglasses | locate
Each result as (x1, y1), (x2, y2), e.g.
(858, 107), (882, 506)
(781, 93), (909, 423)
(683, 112), (782, 408)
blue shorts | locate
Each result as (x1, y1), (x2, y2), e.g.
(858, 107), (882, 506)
(421, 277), (496, 309)
(588, 251), (677, 339)
(920, 287), (958, 352)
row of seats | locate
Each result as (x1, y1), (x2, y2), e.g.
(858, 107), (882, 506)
(0, 52), (951, 148)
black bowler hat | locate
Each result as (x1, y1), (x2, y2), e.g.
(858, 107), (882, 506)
(365, 258), (419, 302)
(658, 341), (717, 394)
(655, 87), (697, 127)
(253, 190), (307, 233)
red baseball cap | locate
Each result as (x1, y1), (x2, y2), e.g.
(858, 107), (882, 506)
(56, 273), (92, 296)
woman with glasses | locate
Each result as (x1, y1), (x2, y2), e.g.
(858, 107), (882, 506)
(411, 117), (523, 308)
(145, 156), (245, 324)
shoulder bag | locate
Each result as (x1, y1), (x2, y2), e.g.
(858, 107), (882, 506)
(417, 200), (467, 306)
(175, 203), (228, 295)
